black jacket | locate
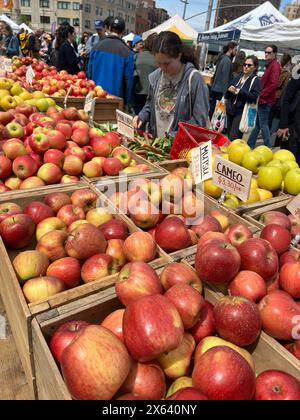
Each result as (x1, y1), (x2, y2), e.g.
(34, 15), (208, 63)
(58, 40), (81, 75)
(279, 77), (300, 129)
(225, 74), (260, 116)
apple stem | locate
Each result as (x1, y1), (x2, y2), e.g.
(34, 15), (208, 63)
(272, 385), (281, 393)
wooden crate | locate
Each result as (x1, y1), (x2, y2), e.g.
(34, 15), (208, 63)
(32, 274), (300, 400)
(51, 96), (123, 123)
(243, 198), (293, 229)
(0, 184), (170, 398)
(157, 159), (188, 171)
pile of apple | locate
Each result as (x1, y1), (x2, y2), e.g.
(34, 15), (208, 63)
(0, 104), (152, 192)
(192, 210), (300, 364)
(204, 140), (300, 208)
(0, 188), (159, 303)
(47, 260), (300, 400)
(0, 77), (57, 113)
(9, 57), (115, 99)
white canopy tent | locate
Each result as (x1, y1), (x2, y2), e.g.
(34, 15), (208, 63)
(0, 14), (20, 32)
(123, 32), (135, 42)
(19, 23), (33, 33)
(142, 15), (198, 43)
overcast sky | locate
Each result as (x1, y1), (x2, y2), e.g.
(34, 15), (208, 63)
(156, 0), (290, 31)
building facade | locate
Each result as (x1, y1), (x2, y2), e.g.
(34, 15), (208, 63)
(2, 0), (137, 34)
(135, 0), (169, 34)
(214, 0), (281, 27)
(284, 1), (300, 20)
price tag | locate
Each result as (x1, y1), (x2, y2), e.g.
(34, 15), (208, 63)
(287, 195), (300, 218)
(26, 65), (35, 85)
(0, 57), (5, 71)
(191, 141), (212, 185)
(116, 110), (134, 141)
(4, 58), (12, 72)
(84, 92), (95, 115)
(213, 156), (252, 202)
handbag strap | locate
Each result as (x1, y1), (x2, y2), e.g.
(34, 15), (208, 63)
(248, 75), (257, 92)
(188, 69), (199, 118)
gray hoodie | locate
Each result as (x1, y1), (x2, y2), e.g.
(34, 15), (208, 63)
(138, 63), (209, 138)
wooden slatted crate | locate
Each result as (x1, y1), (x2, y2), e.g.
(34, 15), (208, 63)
(0, 184), (170, 398)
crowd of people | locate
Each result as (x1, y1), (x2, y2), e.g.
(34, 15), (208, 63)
(0, 17), (300, 161)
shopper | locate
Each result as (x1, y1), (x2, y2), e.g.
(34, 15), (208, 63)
(133, 31), (209, 138)
(277, 59), (300, 163)
(0, 24), (20, 58)
(78, 32), (90, 70)
(85, 20), (105, 55)
(132, 33), (158, 114)
(40, 33), (53, 63)
(225, 55), (260, 141)
(232, 50), (246, 78)
(57, 26), (84, 75)
(132, 35), (143, 53)
(248, 44), (281, 148)
(209, 41), (238, 118)
(88, 17), (134, 105)
(28, 29), (43, 59)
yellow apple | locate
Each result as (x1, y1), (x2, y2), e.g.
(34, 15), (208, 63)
(285, 160), (299, 170)
(228, 141), (251, 165)
(251, 178), (258, 189)
(0, 89), (10, 97)
(204, 179), (223, 198)
(0, 95), (17, 110)
(267, 159), (290, 178)
(221, 153), (229, 160)
(0, 78), (13, 90)
(19, 90), (33, 101)
(273, 149), (296, 162)
(194, 336), (255, 371)
(241, 151), (264, 174)
(257, 166), (283, 191)
(256, 188), (273, 201)
(32, 91), (46, 99)
(254, 145), (273, 164)
(241, 188), (260, 205)
(14, 96), (24, 104)
(10, 82), (23, 96)
(86, 208), (113, 227)
(165, 377), (193, 399)
(223, 193), (240, 208)
(210, 210), (230, 232)
(284, 169), (300, 195)
(46, 97), (56, 107)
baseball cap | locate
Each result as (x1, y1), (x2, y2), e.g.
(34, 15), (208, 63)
(110, 17), (125, 32)
(132, 35), (142, 47)
(95, 20), (104, 29)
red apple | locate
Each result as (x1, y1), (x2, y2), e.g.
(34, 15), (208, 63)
(90, 138), (111, 157)
(46, 257), (81, 289)
(192, 346), (256, 400)
(279, 262), (300, 298)
(260, 224), (292, 256)
(116, 261), (162, 306)
(197, 231), (229, 250)
(0, 214), (35, 249)
(70, 188), (97, 212)
(228, 271), (267, 302)
(65, 224), (107, 260)
(237, 238), (279, 280)
(160, 262), (203, 292)
(99, 219), (129, 241)
(189, 301), (216, 343)
(44, 149), (65, 168)
(0, 202), (22, 223)
(195, 239), (241, 285)
(280, 250), (300, 267)
(71, 127), (90, 146)
(191, 215), (222, 238)
(63, 155), (83, 176)
(155, 217), (191, 252)
(119, 361), (166, 400)
(213, 296), (262, 346)
(123, 232), (156, 263)
(101, 309), (125, 342)
(12, 155), (37, 179)
(46, 130), (67, 150)
(129, 200), (159, 230)
(23, 276), (66, 303)
(260, 211), (291, 230)
(104, 131), (121, 148)
(13, 250), (49, 283)
(29, 132), (50, 154)
(258, 290), (300, 340)
(49, 320), (90, 364)
(255, 370), (300, 400)
(2, 138), (26, 159)
(60, 325), (131, 400)
(36, 230), (68, 262)
(123, 294), (184, 362)
(226, 224), (253, 247)
(81, 253), (117, 283)
(57, 204), (85, 227)
(37, 163), (63, 184)
(24, 201), (54, 225)
(0, 155), (12, 179)
(44, 192), (72, 213)
(102, 157), (122, 176)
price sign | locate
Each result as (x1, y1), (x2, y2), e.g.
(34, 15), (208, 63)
(116, 110), (134, 141)
(26, 65), (35, 85)
(287, 195), (300, 218)
(191, 141), (212, 185)
(4, 59), (12, 72)
(84, 91), (96, 117)
(0, 57), (5, 71)
(213, 156), (252, 202)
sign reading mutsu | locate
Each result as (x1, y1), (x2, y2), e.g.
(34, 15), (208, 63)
(213, 156), (252, 202)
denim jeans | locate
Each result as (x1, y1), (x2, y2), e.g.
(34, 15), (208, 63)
(248, 104), (272, 148)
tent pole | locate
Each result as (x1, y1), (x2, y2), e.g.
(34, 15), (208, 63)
(200, 0), (214, 69)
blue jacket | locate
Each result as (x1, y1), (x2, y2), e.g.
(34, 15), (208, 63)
(5, 35), (19, 58)
(88, 36), (134, 105)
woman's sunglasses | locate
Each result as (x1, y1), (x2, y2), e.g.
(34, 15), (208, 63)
(243, 63), (253, 68)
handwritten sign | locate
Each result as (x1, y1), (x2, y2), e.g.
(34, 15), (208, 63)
(84, 91), (95, 117)
(26, 65), (35, 85)
(191, 141), (212, 185)
(4, 58), (12, 72)
(287, 195), (300, 219)
(213, 156), (252, 202)
(116, 110), (134, 141)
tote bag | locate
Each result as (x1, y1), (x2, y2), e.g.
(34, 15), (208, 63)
(239, 77), (258, 133)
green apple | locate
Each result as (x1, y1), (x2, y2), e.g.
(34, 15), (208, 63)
(10, 82), (23, 96)
(241, 151), (264, 174)
(257, 166), (283, 191)
(32, 91), (46, 99)
(19, 90), (33, 101)
(0, 95), (17, 110)
(267, 159), (290, 178)
(254, 145), (273, 165)
(0, 89), (11, 97)
(284, 169), (300, 195)
(285, 160), (299, 170)
(36, 98), (49, 112)
(46, 97), (56, 107)
(273, 149), (296, 162)
(0, 78), (13, 90)
(14, 96), (24, 104)
(228, 140), (250, 165)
